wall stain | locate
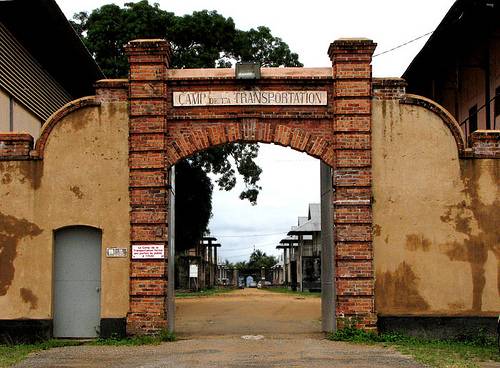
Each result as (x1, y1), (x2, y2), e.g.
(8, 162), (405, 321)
(68, 107), (95, 132)
(0, 212), (43, 296)
(70, 186), (84, 199)
(1, 162), (43, 189)
(405, 234), (431, 251)
(1, 172), (12, 184)
(16, 161), (43, 189)
(20, 288), (38, 310)
(440, 161), (500, 311)
(373, 224), (381, 236)
(375, 261), (430, 313)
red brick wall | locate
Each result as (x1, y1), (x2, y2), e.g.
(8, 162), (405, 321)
(125, 40), (171, 335)
(329, 39), (377, 329)
(0, 133), (33, 159)
(124, 38), (376, 334)
(468, 130), (500, 158)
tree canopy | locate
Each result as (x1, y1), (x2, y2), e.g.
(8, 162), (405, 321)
(232, 250), (278, 274)
(71, 1), (302, 76)
(71, 1), (302, 251)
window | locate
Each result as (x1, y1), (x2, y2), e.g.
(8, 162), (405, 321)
(469, 105), (478, 134)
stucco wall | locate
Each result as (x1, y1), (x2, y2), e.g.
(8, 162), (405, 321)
(0, 100), (129, 319)
(372, 98), (499, 316)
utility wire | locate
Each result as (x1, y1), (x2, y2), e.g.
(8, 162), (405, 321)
(214, 231), (288, 238)
(373, 31), (434, 57)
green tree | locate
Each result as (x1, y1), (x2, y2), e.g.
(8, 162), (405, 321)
(234, 250), (277, 274)
(71, 1), (302, 251)
(247, 250), (278, 272)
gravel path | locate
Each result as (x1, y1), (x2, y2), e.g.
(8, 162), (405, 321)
(14, 289), (425, 367)
(15, 337), (425, 368)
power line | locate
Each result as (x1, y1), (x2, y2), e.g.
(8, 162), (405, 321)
(373, 31), (434, 58)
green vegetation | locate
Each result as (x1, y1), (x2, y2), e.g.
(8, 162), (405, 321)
(233, 250), (278, 274)
(91, 329), (176, 346)
(263, 287), (321, 298)
(329, 324), (500, 368)
(175, 287), (236, 298)
(0, 339), (81, 367)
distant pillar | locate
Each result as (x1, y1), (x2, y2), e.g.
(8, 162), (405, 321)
(233, 269), (238, 287)
(207, 245), (213, 287)
(213, 246), (218, 285)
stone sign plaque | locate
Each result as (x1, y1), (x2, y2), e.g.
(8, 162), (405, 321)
(131, 244), (165, 259)
(173, 90), (327, 107)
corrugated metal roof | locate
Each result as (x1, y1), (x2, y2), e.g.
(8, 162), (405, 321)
(298, 216), (308, 226)
(288, 203), (321, 234)
(0, 0), (104, 107)
(0, 23), (71, 121)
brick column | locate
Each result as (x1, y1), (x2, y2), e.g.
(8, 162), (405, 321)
(125, 39), (171, 335)
(329, 39), (377, 330)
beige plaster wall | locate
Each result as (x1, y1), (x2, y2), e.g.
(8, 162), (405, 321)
(0, 87), (9, 131)
(0, 100), (129, 319)
(372, 99), (500, 316)
(0, 87), (42, 137)
(12, 100), (41, 138)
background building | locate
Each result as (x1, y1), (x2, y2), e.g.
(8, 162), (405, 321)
(0, 0), (103, 138)
(403, 0), (499, 139)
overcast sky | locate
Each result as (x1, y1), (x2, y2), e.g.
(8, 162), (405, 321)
(58, 0), (456, 262)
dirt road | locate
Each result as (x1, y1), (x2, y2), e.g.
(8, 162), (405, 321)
(176, 288), (321, 338)
(14, 288), (425, 368)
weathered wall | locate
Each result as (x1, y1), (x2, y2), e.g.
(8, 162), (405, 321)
(372, 97), (499, 316)
(0, 98), (129, 320)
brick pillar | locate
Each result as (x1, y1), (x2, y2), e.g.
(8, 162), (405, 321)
(329, 39), (377, 330)
(125, 39), (171, 335)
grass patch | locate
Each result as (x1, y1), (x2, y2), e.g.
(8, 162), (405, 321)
(91, 330), (176, 346)
(329, 324), (500, 368)
(262, 287), (321, 298)
(0, 339), (81, 367)
(175, 287), (236, 298)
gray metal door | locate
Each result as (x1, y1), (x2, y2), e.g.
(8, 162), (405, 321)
(53, 227), (101, 338)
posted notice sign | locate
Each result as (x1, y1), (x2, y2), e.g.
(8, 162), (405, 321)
(131, 244), (165, 259)
(189, 264), (198, 278)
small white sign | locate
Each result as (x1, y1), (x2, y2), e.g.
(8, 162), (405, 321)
(106, 247), (128, 258)
(132, 244), (165, 259)
(173, 90), (327, 107)
(189, 264), (198, 278)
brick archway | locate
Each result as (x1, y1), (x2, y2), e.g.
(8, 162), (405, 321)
(125, 38), (376, 335)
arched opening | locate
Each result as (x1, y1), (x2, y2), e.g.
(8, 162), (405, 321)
(168, 140), (335, 337)
(53, 226), (102, 338)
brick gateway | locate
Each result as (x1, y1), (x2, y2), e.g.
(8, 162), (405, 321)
(124, 38), (376, 334)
